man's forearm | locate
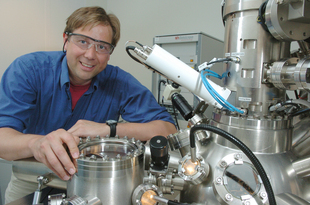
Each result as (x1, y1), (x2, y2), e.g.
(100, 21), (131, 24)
(115, 120), (177, 141)
(0, 127), (40, 161)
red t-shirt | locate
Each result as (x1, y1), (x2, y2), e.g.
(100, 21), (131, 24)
(70, 82), (91, 110)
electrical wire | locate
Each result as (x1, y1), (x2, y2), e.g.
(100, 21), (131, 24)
(125, 42), (169, 80)
(289, 108), (310, 117)
(190, 124), (277, 205)
(157, 80), (180, 130)
(257, 0), (269, 33)
(158, 80), (167, 104)
(200, 70), (244, 114)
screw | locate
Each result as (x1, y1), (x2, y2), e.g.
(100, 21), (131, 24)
(260, 192), (267, 199)
(220, 160), (227, 168)
(225, 194), (233, 202)
(215, 177), (222, 185)
(86, 136), (91, 142)
(90, 155), (97, 161)
(244, 200), (251, 205)
(235, 153), (241, 160)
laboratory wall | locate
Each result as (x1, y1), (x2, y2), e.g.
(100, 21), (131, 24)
(0, 1), (224, 204)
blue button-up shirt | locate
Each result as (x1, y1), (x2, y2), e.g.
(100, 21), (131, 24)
(0, 51), (174, 135)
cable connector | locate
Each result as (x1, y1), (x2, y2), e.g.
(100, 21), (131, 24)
(198, 58), (217, 72)
(133, 47), (149, 60)
(228, 56), (241, 64)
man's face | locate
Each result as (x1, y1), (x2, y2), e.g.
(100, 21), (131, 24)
(63, 24), (113, 85)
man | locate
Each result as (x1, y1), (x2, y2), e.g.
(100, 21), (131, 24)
(0, 6), (176, 203)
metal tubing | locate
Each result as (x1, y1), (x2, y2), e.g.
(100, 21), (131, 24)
(292, 156), (310, 178)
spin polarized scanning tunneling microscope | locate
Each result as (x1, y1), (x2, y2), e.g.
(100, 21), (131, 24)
(127, 0), (310, 204)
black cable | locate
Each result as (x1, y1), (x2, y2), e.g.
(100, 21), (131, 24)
(189, 124), (276, 205)
(172, 104), (180, 130)
(126, 46), (168, 79)
(258, 1), (269, 33)
(280, 102), (302, 110)
(168, 200), (189, 205)
(294, 90), (299, 99)
(221, 1), (225, 26)
(158, 80), (167, 104)
(289, 108), (310, 117)
(207, 58), (232, 65)
(126, 46), (144, 64)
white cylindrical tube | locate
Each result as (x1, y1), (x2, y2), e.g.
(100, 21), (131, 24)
(145, 44), (231, 109)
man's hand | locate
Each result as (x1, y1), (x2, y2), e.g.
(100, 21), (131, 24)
(28, 129), (80, 180)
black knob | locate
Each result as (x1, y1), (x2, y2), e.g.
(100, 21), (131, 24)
(150, 136), (169, 169)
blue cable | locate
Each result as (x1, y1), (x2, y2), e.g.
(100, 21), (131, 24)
(201, 70), (244, 114)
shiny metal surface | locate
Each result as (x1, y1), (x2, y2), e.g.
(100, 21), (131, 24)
(179, 139), (310, 204)
(67, 137), (145, 205)
(12, 157), (66, 190)
(223, 0), (289, 116)
(131, 183), (163, 205)
(175, 0), (310, 203)
(211, 111), (292, 153)
(265, 0), (310, 41)
(5, 187), (64, 205)
(267, 57), (310, 91)
(275, 193), (310, 205)
(292, 156), (310, 178)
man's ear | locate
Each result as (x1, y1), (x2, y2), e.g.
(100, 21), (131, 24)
(63, 33), (69, 52)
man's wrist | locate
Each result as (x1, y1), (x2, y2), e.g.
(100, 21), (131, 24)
(106, 120), (117, 137)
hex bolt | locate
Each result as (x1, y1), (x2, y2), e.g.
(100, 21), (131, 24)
(90, 155), (97, 161)
(215, 177), (222, 185)
(225, 194), (233, 202)
(234, 153), (241, 160)
(220, 160), (227, 168)
(260, 192), (267, 199)
(243, 200), (251, 205)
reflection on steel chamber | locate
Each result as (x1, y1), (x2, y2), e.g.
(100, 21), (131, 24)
(67, 136), (145, 205)
(125, 0), (310, 204)
(9, 0), (310, 204)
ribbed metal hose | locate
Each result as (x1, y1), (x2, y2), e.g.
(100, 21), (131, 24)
(190, 124), (276, 205)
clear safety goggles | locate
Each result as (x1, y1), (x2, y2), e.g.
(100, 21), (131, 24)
(66, 32), (115, 54)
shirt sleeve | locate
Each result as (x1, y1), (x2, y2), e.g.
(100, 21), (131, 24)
(118, 72), (175, 125)
(0, 56), (38, 132)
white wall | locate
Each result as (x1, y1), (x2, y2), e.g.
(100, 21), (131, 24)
(107, 0), (225, 89)
(0, 0), (108, 78)
(0, 1), (224, 204)
(0, 0), (224, 90)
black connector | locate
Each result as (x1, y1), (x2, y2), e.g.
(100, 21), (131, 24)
(171, 93), (193, 121)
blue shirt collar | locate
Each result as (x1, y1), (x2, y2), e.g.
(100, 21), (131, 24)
(60, 56), (98, 92)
